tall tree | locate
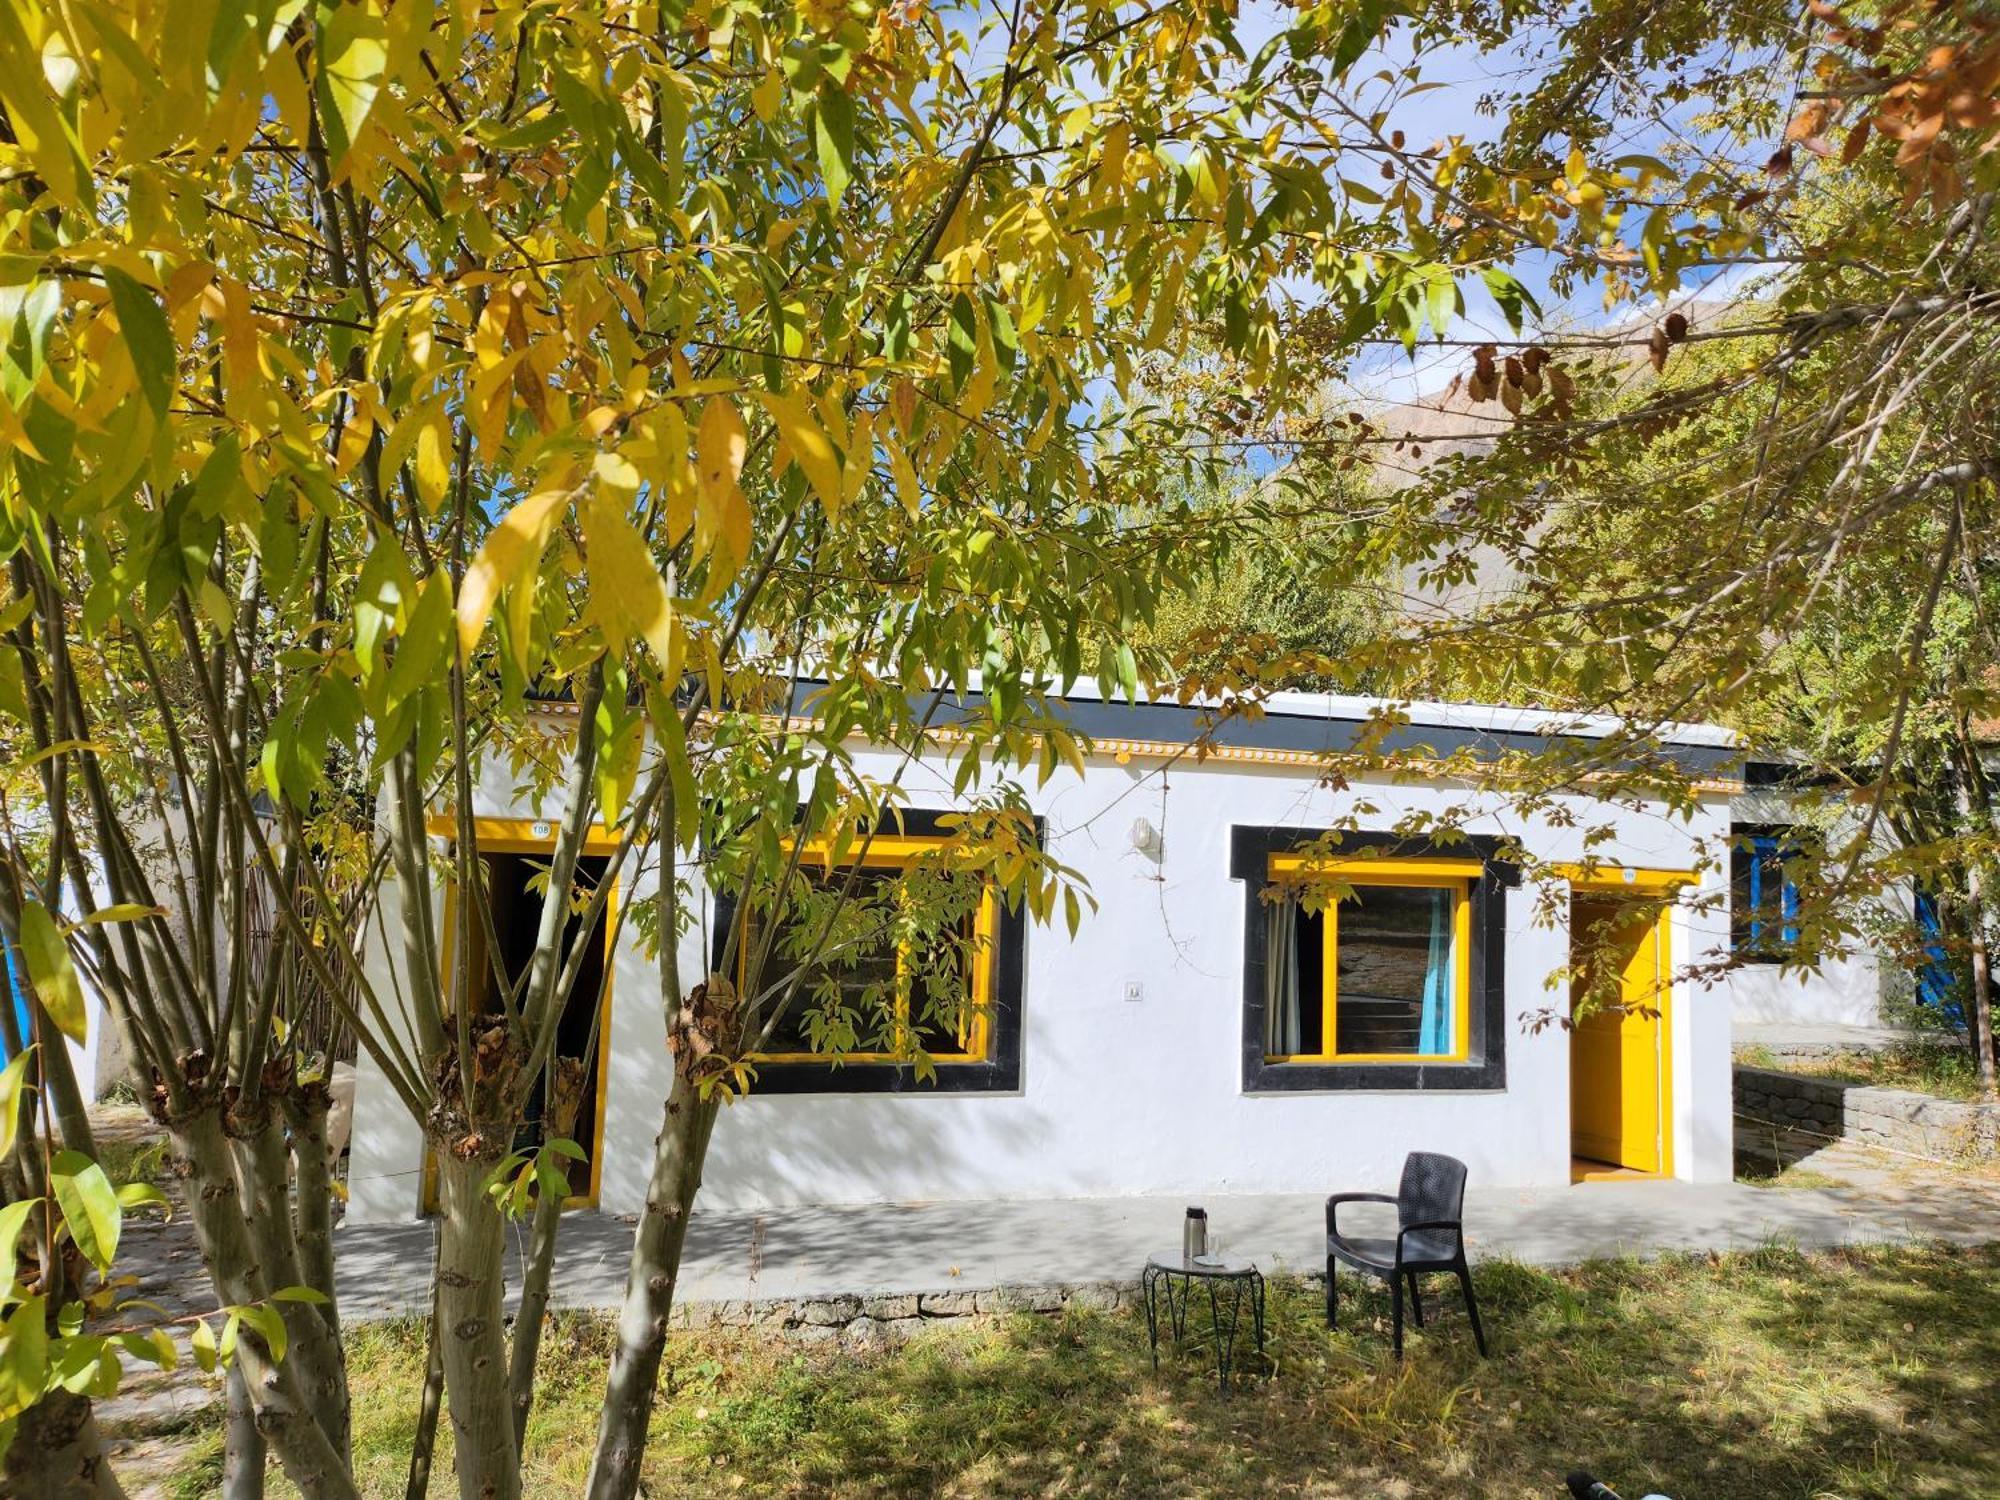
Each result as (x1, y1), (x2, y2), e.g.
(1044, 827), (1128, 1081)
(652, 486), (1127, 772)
(0, 0), (1824, 1494)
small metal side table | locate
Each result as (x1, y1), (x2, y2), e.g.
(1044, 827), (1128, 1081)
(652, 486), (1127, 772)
(1141, 1254), (1267, 1394)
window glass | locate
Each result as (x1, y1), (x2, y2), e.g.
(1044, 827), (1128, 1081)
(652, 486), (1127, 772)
(1334, 884), (1456, 1056)
(1265, 875), (1461, 1061)
(748, 860), (987, 1062)
(1731, 829), (1799, 960)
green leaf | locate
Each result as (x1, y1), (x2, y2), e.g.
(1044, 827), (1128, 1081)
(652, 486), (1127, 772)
(814, 85), (855, 207)
(50, 1149), (120, 1273)
(1426, 269), (1457, 339)
(117, 1327), (177, 1372)
(269, 1285), (330, 1305)
(0, 1048), (34, 1162)
(1480, 267), (1542, 335)
(0, 1296), (47, 1423)
(0, 1200), (34, 1304)
(49, 1333), (115, 1396)
(384, 569), (453, 708)
(947, 294), (978, 394)
(315, 0), (390, 165)
(115, 1182), (169, 1217)
(72, 904), (163, 929)
(353, 534), (411, 680)
(236, 1302), (286, 1363)
(20, 901), (85, 1045)
(102, 269), (173, 419)
(189, 1317), (217, 1374)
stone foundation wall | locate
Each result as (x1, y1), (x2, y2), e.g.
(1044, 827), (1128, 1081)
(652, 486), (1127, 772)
(667, 1280), (1141, 1350)
(1734, 1064), (2000, 1161)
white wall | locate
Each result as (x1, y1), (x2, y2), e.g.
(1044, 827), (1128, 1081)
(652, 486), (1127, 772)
(1716, 787), (1888, 1029)
(346, 738), (1737, 1223)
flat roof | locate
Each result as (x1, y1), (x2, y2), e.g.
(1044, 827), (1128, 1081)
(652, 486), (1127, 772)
(787, 676), (1744, 780)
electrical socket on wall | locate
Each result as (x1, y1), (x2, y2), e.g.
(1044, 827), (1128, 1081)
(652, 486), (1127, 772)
(1123, 980), (1144, 1003)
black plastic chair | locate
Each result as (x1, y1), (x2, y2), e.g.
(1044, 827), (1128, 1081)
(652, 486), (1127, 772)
(1326, 1150), (1487, 1359)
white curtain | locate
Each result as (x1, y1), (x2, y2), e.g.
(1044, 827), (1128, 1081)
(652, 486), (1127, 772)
(1265, 895), (1303, 1055)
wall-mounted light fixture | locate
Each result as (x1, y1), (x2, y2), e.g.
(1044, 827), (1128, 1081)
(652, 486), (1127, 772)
(1128, 816), (1162, 861)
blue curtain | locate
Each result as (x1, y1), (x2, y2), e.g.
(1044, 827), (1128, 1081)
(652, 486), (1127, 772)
(1418, 888), (1451, 1054)
(1914, 888), (1962, 1024)
(1747, 834), (1800, 949)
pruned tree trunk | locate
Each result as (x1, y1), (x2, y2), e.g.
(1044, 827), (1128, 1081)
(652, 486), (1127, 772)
(282, 1081), (343, 1341)
(0, 1390), (126, 1499)
(221, 1364), (265, 1500)
(583, 1071), (722, 1500)
(226, 1096), (349, 1461)
(171, 1108), (360, 1500)
(433, 1151), (520, 1500)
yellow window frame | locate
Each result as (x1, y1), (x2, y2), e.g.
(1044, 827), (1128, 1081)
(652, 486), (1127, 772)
(424, 815), (621, 1211)
(743, 834), (998, 1065)
(1264, 854), (1477, 1064)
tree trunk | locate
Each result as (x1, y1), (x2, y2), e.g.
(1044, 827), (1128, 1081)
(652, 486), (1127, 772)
(1953, 730), (1999, 1095)
(31, 991), (96, 1156)
(227, 1100), (349, 1461)
(508, 1058), (582, 1451)
(507, 1182), (563, 1451)
(404, 1234), (447, 1500)
(0, 1390), (126, 1499)
(433, 1152), (520, 1500)
(1968, 865), (1997, 1097)
(282, 1082), (343, 1340)
(222, 1363), (265, 1500)
(172, 1109), (360, 1500)
(582, 1072), (721, 1500)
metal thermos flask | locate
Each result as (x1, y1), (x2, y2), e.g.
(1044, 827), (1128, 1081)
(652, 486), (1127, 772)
(1183, 1206), (1208, 1261)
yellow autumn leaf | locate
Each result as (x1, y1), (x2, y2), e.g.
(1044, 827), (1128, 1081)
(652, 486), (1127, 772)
(414, 413), (452, 511)
(581, 492), (675, 664)
(456, 482), (573, 659)
(593, 449), (641, 505)
(886, 434), (922, 516)
(695, 395), (746, 513)
(843, 407), (873, 506)
(759, 389), (843, 517)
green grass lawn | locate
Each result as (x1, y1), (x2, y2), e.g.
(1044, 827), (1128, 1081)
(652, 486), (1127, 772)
(173, 1243), (2000, 1498)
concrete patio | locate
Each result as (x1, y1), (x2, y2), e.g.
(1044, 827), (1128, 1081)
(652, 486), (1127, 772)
(329, 1145), (2000, 1322)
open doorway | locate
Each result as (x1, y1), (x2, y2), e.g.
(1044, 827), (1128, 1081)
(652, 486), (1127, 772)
(430, 826), (616, 1209)
(1569, 883), (1675, 1181)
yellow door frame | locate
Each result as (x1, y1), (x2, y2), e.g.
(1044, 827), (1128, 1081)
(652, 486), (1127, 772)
(1563, 866), (1692, 1180)
(423, 815), (623, 1211)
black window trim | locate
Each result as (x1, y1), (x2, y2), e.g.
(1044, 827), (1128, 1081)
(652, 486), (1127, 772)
(708, 808), (1030, 1095)
(1232, 825), (1516, 1094)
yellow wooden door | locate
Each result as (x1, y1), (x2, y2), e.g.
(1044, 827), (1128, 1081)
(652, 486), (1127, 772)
(1570, 895), (1669, 1173)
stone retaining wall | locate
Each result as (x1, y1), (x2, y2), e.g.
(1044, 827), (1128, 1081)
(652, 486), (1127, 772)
(1734, 1064), (2000, 1161)
(667, 1280), (1141, 1350)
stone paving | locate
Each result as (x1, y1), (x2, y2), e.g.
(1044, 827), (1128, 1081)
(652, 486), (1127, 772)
(300, 1148), (2000, 1330)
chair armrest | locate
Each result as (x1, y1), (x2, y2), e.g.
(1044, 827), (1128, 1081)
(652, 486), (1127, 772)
(1326, 1191), (1396, 1237)
(1395, 1218), (1464, 1263)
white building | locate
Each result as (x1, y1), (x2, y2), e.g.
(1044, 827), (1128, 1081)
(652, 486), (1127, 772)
(344, 685), (1804, 1223)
